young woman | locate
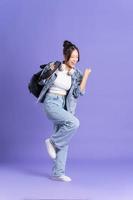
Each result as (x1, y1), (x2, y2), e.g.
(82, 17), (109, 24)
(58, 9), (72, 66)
(37, 40), (91, 182)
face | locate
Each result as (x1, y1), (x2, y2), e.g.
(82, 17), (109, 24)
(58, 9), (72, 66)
(65, 49), (79, 68)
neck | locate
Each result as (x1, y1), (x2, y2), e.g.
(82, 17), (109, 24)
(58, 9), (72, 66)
(63, 62), (72, 72)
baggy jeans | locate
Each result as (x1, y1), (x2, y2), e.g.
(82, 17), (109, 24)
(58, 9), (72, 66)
(43, 92), (80, 176)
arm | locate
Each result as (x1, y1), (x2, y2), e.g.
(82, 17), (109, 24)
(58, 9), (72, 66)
(80, 68), (92, 93)
(73, 68), (92, 98)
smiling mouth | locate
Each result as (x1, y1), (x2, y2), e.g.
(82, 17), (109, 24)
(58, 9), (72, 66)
(71, 62), (76, 65)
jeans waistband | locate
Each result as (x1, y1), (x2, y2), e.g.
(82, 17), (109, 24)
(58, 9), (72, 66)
(47, 92), (66, 97)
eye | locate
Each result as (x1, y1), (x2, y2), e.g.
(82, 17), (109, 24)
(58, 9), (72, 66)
(71, 56), (78, 59)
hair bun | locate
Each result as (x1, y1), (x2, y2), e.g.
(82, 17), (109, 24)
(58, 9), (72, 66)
(63, 40), (73, 48)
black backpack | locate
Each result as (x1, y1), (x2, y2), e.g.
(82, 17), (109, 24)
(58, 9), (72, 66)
(28, 61), (61, 98)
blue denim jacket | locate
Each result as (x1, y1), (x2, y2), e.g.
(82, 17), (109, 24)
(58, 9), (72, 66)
(37, 62), (85, 115)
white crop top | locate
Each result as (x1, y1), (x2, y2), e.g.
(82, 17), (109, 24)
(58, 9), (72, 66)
(48, 65), (72, 95)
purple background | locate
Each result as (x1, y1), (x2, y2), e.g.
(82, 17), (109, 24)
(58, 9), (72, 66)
(0, 0), (133, 163)
(1, 1), (133, 199)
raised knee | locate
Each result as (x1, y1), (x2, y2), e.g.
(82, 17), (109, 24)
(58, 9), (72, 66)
(65, 117), (80, 130)
(72, 117), (80, 129)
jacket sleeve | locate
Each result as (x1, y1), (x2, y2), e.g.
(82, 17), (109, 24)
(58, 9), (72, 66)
(73, 69), (86, 98)
(38, 61), (54, 85)
(41, 61), (54, 74)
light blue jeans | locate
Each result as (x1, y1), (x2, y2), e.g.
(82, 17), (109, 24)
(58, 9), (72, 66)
(43, 92), (80, 177)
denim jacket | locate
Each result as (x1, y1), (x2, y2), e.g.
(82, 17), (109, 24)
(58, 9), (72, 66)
(37, 61), (85, 115)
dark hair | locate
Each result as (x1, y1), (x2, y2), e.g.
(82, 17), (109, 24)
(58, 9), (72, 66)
(63, 40), (80, 62)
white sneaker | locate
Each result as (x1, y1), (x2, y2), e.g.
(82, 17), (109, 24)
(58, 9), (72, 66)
(45, 138), (56, 159)
(52, 175), (72, 182)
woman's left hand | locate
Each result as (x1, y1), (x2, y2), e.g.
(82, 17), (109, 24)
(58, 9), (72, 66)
(84, 68), (92, 77)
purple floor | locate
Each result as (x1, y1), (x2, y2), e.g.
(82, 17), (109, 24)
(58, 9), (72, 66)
(0, 159), (133, 200)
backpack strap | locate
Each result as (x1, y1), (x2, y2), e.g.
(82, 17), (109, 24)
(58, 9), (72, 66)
(40, 61), (61, 80)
